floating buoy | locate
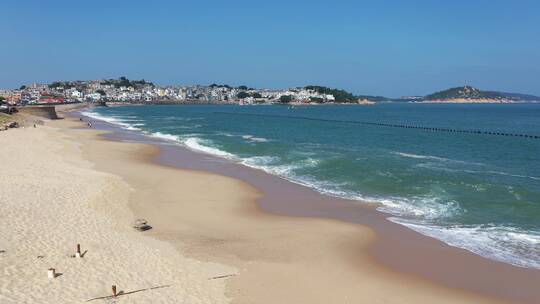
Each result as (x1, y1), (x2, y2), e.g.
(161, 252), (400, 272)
(213, 112), (540, 140)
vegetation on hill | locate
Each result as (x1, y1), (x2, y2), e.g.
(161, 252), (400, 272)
(236, 92), (250, 99)
(356, 95), (389, 102)
(490, 92), (540, 101)
(209, 83), (232, 89)
(279, 95), (293, 103)
(305, 85), (356, 102)
(424, 86), (515, 100)
(101, 77), (154, 88)
(304, 85), (389, 103)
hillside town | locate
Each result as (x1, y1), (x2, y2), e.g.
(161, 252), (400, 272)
(0, 77), (348, 106)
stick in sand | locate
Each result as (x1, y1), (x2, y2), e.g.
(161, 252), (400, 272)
(112, 285), (117, 297)
(76, 244), (81, 258)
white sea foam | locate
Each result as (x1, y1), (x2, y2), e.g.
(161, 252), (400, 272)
(149, 132), (182, 142)
(242, 156), (300, 177)
(183, 137), (236, 159)
(241, 135), (269, 142)
(82, 111), (142, 131)
(376, 195), (461, 220)
(241, 156), (280, 166)
(393, 152), (450, 161)
(393, 151), (484, 166)
(390, 218), (540, 269)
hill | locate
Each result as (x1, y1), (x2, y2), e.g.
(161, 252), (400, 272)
(424, 86), (540, 102)
(304, 86), (390, 103)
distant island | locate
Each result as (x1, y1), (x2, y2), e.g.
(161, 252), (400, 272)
(420, 86), (540, 103)
(1, 78), (539, 106)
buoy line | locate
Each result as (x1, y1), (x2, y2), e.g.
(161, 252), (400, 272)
(213, 112), (540, 139)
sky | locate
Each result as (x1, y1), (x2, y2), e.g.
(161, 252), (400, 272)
(1, 0), (539, 97)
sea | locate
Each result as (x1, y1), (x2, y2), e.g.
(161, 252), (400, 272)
(83, 103), (540, 269)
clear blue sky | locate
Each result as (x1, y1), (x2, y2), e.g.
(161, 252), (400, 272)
(1, 0), (539, 97)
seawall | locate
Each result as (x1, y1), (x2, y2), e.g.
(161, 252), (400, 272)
(18, 106), (59, 119)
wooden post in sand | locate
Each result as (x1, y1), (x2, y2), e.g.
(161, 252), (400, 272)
(112, 285), (117, 297)
(76, 244), (81, 258)
(47, 268), (56, 279)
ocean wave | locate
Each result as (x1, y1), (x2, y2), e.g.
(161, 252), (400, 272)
(417, 163), (540, 181)
(148, 131), (237, 159)
(82, 111), (142, 131)
(391, 218), (540, 269)
(216, 132), (236, 137)
(393, 151), (484, 166)
(240, 156), (459, 221)
(80, 109), (540, 270)
(149, 132), (181, 142)
(376, 195), (461, 220)
(241, 135), (269, 142)
(301, 158), (320, 167)
(183, 137), (236, 159)
(241, 156), (280, 166)
(241, 156), (301, 177)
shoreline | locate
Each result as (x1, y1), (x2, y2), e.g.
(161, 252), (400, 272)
(72, 108), (540, 303)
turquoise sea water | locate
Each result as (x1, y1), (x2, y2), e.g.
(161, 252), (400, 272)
(84, 104), (540, 269)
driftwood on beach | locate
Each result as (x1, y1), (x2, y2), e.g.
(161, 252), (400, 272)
(85, 285), (171, 302)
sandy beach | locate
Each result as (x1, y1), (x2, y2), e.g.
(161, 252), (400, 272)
(0, 118), (233, 303)
(0, 112), (535, 303)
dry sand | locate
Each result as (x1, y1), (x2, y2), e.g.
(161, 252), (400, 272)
(0, 122), (233, 303)
(0, 116), (515, 303)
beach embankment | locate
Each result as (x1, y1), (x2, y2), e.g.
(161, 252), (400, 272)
(17, 105), (59, 119)
(0, 115), (524, 303)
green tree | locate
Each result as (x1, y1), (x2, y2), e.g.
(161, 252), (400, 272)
(279, 95), (293, 103)
(0, 96), (5, 104)
(305, 85), (355, 103)
(238, 85), (248, 90)
(237, 92), (250, 99)
(96, 89), (106, 96)
(252, 92), (262, 98)
(49, 82), (63, 88)
(19, 85), (27, 90)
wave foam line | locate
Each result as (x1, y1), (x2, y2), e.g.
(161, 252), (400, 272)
(391, 218), (540, 269)
(81, 111), (142, 131)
